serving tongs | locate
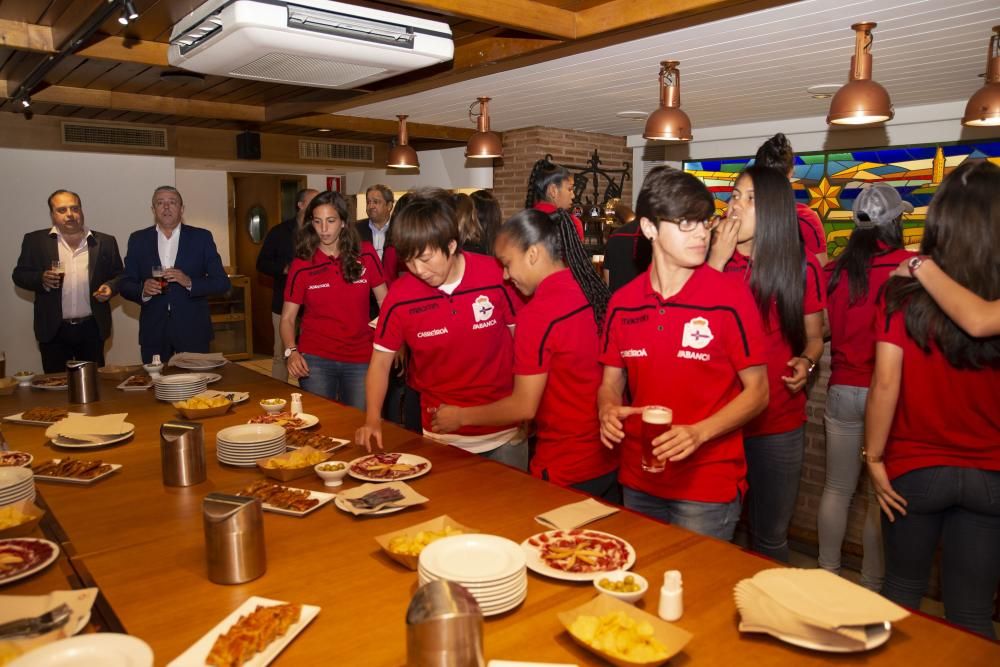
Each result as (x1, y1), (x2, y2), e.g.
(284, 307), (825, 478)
(0, 603), (72, 639)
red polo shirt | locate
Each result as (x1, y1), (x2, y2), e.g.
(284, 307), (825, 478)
(797, 203), (827, 260)
(375, 252), (518, 437)
(599, 265), (766, 503)
(825, 246), (914, 387)
(724, 251), (826, 437)
(285, 243), (384, 363)
(877, 304), (1000, 481)
(513, 269), (617, 486)
(533, 201), (585, 240)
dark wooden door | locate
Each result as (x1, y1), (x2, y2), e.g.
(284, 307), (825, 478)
(231, 173), (305, 356)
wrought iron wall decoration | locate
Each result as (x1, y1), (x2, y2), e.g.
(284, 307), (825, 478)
(554, 149), (632, 214)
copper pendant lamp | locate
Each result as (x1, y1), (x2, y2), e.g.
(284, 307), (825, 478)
(465, 97), (503, 159)
(643, 60), (692, 142)
(827, 22), (894, 125)
(387, 114), (419, 168)
(962, 25), (1000, 127)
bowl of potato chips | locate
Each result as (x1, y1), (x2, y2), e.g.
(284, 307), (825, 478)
(256, 445), (330, 481)
(374, 515), (476, 570)
(0, 500), (45, 539)
(172, 393), (233, 419)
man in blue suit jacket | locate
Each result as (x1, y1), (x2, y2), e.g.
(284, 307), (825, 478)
(119, 186), (231, 363)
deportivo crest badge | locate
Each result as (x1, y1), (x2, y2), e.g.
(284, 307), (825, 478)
(473, 295), (495, 322)
(682, 317), (714, 349)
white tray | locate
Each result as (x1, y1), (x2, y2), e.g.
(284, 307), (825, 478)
(33, 460), (122, 485)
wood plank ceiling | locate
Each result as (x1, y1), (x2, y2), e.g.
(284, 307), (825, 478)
(0, 0), (788, 150)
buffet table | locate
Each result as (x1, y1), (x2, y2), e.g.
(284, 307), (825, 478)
(2, 365), (997, 665)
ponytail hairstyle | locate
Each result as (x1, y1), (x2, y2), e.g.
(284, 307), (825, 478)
(742, 166), (806, 353)
(498, 208), (610, 331)
(525, 157), (573, 208)
(471, 189), (502, 257)
(884, 160), (1000, 369)
(451, 192), (483, 245)
(827, 217), (904, 304)
(296, 190), (363, 282)
(754, 133), (795, 176)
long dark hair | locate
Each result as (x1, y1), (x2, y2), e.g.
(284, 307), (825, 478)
(451, 192), (483, 246)
(827, 219), (904, 304)
(471, 189), (502, 257)
(295, 190), (363, 282)
(884, 160), (1000, 368)
(743, 166), (806, 353)
(499, 208), (610, 331)
(754, 133), (795, 175)
(525, 157), (573, 208)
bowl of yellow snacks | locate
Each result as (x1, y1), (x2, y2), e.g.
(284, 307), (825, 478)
(374, 514), (476, 570)
(173, 393), (233, 419)
(0, 500), (45, 539)
(558, 594), (692, 667)
(594, 570), (648, 604)
(256, 445), (330, 481)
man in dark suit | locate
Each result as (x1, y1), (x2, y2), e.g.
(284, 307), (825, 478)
(13, 190), (124, 372)
(119, 185), (231, 363)
(256, 187), (317, 381)
(355, 184), (394, 261)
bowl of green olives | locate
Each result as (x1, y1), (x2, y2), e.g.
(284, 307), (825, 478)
(593, 570), (648, 604)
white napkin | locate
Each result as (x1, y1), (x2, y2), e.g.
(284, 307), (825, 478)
(535, 498), (619, 530)
(168, 352), (228, 368)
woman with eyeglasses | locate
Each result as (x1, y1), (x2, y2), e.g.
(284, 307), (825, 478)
(708, 165), (826, 562)
(865, 160), (1000, 639)
(598, 166), (768, 540)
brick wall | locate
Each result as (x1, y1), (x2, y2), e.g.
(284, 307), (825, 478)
(492, 126), (633, 221)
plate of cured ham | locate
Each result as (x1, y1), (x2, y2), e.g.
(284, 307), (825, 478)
(521, 529), (636, 582)
(0, 537), (60, 586)
(348, 453), (431, 482)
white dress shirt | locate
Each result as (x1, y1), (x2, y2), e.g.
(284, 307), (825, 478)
(51, 226), (92, 320)
(368, 220), (389, 259)
(157, 223), (181, 268)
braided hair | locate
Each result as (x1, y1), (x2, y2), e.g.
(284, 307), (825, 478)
(524, 157), (572, 208)
(499, 208), (610, 331)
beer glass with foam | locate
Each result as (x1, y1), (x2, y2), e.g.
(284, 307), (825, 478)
(641, 406), (673, 473)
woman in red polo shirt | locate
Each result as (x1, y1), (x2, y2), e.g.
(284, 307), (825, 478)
(708, 165), (826, 562)
(282, 191), (387, 409)
(865, 160), (1000, 639)
(817, 183), (914, 591)
(598, 166), (768, 539)
(430, 207), (620, 501)
(525, 157), (585, 240)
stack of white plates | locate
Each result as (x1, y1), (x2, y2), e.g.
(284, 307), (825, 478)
(216, 424), (286, 467)
(154, 374), (209, 401)
(0, 467), (35, 505)
(418, 534), (527, 616)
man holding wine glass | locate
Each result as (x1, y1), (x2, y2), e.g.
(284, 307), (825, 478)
(13, 189), (123, 372)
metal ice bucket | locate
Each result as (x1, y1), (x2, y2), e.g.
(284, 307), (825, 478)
(160, 421), (206, 487)
(66, 360), (99, 404)
(406, 580), (484, 667)
(202, 493), (266, 585)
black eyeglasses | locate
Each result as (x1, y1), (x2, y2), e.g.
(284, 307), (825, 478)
(658, 216), (722, 232)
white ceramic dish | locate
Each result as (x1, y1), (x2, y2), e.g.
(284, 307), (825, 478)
(259, 399), (287, 414)
(50, 425), (135, 449)
(420, 534), (526, 583)
(765, 622), (892, 653)
(0, 538), (60, 587)
(593, 570), (648, 604)
(33, 461), (122, 485)
(171, 359), (227, 370)
(333, 494), (407, 516)
(314, 461), (349, 487)
(258, 488), (336, 517)
(0, 451), (34, 468)
(167, 596), (319, 667)
(116, 377), (152, 392)
(3, 412), (84, 427)
(347, 453), (432, 483)
(8, 633), (153, 667)
(521, 529), (636, 582)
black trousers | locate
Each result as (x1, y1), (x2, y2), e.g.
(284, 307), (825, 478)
(38, 317), (105, 373)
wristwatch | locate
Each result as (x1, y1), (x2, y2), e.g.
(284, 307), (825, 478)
(907, 255), (927, 277)
(283, 347), (297, 359)
(859, 447), (884, 463)
(799, 355), (817, 374)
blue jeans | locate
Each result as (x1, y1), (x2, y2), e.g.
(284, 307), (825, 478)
(881, 466), (1000, 639)
(479, 436), (529, 472)
(744, 426), (805, 562)
(623, 487), (741, 541)
(297, 354), (367, 410)
(818, 385), (884, 590)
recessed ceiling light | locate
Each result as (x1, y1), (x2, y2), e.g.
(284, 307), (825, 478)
(317, 128), (331, 132)
(807, 84), (842, 99)
(616, 111), (649, 120)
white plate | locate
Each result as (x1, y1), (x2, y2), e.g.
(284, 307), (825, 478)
(193, 373), (222, 384)
(0, 538), (60, 587)
(217, 423), (286, 443)
(333, 494), (407, 516)
(34, 461), (122, 485)
(3, 412), (85, 426)
(418, 566), (526, 590)
(259, 489), (336, 517)
(171, 360), (227, 370)
(521, 529), (636, 582)
(50, 424), (135, 449)
(420, 535), (526, 583)
(246, 413), (319, 431)
(285, 435), (350, 453)
(0, 451), (33, 468)
(29, 379), (68, 391)
(204, 390), (249, 404)
(9, 633), (153, 667)
(167, 596), (319, 667)
(765, 622), (892, 653)
(348, 453), (432, 483)
(116, 377), (152, 391)
(0, 467), (34, 488)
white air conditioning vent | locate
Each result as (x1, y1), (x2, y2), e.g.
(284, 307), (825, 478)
(169, 0), (454, 89)
(62, 122), (168, 150)
(299, 139), (374, 163)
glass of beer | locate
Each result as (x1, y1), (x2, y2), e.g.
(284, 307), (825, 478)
(641, 405), (673, 473)
(51, 260), (65, 288)
(152, 265), (168, 291)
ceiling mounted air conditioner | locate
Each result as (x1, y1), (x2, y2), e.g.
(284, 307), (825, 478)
(168, 0), (453, 89)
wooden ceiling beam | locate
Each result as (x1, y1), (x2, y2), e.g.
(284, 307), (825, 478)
(392, 1), (576, 39)
(0, 19), (54, 53)
(76, 36), (170, 67)
(453, 33), (560, 70)
(575, 0), (739, 37)
(283, 114), (477, 141)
